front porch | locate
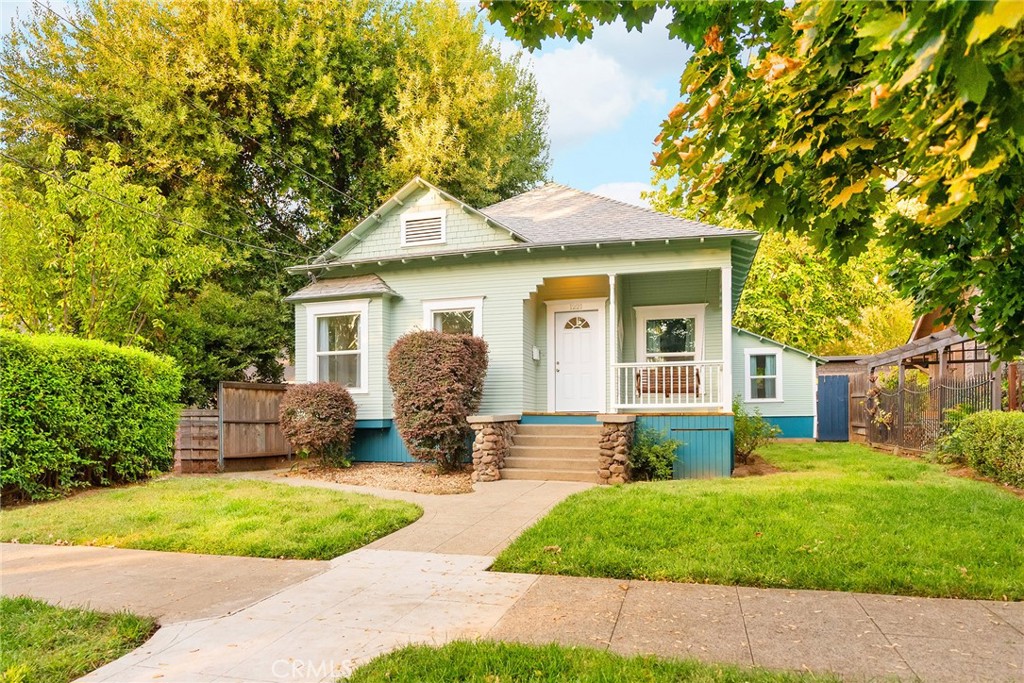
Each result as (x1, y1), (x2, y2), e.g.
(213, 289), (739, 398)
(526, 269), (734, 415)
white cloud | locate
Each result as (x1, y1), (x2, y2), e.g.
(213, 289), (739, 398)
(589, 182), (653, 208)
(493, 8), (689, 153)
(529, 44), (664, 150)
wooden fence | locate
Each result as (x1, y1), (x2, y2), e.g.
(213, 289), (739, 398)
(174, 382), (293, 473)
(175, 409), (219, 473)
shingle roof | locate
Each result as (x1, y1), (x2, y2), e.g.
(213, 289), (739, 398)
(283, 274), (397, 302)
(481, 183), (752, 244)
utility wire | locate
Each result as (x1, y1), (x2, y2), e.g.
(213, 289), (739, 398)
(0, 149), (303, 259)
(0, 71), (311, 253)
(31, 0), (373, 216)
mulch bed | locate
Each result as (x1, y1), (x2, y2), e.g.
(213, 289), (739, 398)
(280, 461), (474, 495)
(732, 454), (782, 477)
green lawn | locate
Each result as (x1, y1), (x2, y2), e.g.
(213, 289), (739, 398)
(0, 596), (154, 683)
(493, 443), (1024, 600)
(347, 642), (837, 682)
(0, 477), (421, 560)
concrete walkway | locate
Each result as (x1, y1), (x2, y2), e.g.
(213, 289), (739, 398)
(233, 472), (592, 556)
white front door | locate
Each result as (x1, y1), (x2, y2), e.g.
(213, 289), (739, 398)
(553, 309), (602, 412)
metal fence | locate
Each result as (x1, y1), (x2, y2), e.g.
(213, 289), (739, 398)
(866, 374), (994, 451)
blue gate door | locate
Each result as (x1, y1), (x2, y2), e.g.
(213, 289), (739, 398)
(817, 375), (850, 442)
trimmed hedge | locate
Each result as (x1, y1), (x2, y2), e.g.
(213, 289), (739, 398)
(387, 331), (488, 472)
(0, 331), (182, 501)
(943, 410), (1024, 488)
(279, 382), (357, 466)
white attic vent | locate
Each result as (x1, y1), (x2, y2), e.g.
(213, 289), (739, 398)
(400, 210), (446, 247)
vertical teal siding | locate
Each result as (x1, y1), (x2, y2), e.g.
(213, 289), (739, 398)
(351, 422), (413, 462)
(636, 414), (734, 478)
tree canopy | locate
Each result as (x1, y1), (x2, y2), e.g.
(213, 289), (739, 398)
(1, 0), (550, 403)
(486, 0), (1024, 359)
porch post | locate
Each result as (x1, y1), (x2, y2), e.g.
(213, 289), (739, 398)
(721, 266), (732, 411)
(608, 273), (617, 413)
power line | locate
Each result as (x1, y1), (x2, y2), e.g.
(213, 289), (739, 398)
(0, 70), (313, 254)
(31, 0), (373, 216)
(0, 149), (303, 259)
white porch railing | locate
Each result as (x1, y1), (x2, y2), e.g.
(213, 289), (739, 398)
(612, 361), (725, 410)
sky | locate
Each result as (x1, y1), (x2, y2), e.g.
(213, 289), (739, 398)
(483, 8), (693, 207)
(1, 2), (692, 207)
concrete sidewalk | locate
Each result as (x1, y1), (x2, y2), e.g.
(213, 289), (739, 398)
(1, 543), (326, 623)
(490, 575), (1024, 682)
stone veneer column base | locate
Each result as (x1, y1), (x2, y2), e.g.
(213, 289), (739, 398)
(596, 414), (636, 485)
(467, 414), (520, 483)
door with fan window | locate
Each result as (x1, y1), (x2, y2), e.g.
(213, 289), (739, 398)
(553, 309), (601, 412)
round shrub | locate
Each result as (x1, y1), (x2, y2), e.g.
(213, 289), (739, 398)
(278, 383), (357, 467)
(0, 331), (182, 501)
(387, 331), (488, 472)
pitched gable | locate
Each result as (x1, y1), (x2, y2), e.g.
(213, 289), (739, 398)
(316, 177), (523, 264)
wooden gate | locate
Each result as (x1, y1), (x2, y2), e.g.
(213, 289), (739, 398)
(817, 375), (850, 442)
(218, 382), (292, 469)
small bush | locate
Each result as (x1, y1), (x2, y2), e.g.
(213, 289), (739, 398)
(933, 402), (979, 465)
(279, 383), (356, 466)
(629, 426), (681, 481)
(940, 411), (1024, 487)
(733, 399), (782, 465)
(387, 331), (488, 472)
(0, 331), (182, 501)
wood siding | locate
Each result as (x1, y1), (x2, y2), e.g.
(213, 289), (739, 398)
(636, 414), (734, 478)
(337, 188), (516, 262)
(731, 331), (817, 418)
(295, 242), (733, 416)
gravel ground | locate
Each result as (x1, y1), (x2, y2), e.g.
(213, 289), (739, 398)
(280, 462), (474, 495)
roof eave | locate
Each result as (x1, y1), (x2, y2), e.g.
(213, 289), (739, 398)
(286, 232), (755, 275)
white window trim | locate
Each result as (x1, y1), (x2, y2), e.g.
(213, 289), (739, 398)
(305, 299), (370, 394)
(422, 296), (484, 336)
(744, 347), (784, 403)
(400, 209), (447, 247)
(545, 298), (608, 413)
(634, 304), (707, 362)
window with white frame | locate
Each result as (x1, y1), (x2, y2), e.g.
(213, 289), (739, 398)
(634, 305), (705, 362)
(400, 209), (446, 247)
(745, 349), (782, 401)
(423, 297), (483, 336)
(306, 300), (369, 392)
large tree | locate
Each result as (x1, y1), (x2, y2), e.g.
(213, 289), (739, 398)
(486, 0), (1024, 359)
(1, 0), (550, 403)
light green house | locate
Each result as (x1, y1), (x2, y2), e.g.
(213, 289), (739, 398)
(287, 177), (819, 479)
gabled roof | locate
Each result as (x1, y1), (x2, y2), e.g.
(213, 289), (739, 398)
(734, 327), (825, 363)
(313, 176), (528, 265)
(283, 274), (397, 303)
(291, 177), (760, 287)
(481, 183), (752, 244)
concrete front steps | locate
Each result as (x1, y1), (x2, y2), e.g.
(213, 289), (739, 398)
(502, 423), (603, 483)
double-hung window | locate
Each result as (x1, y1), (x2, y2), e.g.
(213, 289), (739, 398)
(306, 300), (369, 392)
(634, 305), (705, 363)
(745, 349), (782, 401)
(423, 297), (483, 336)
